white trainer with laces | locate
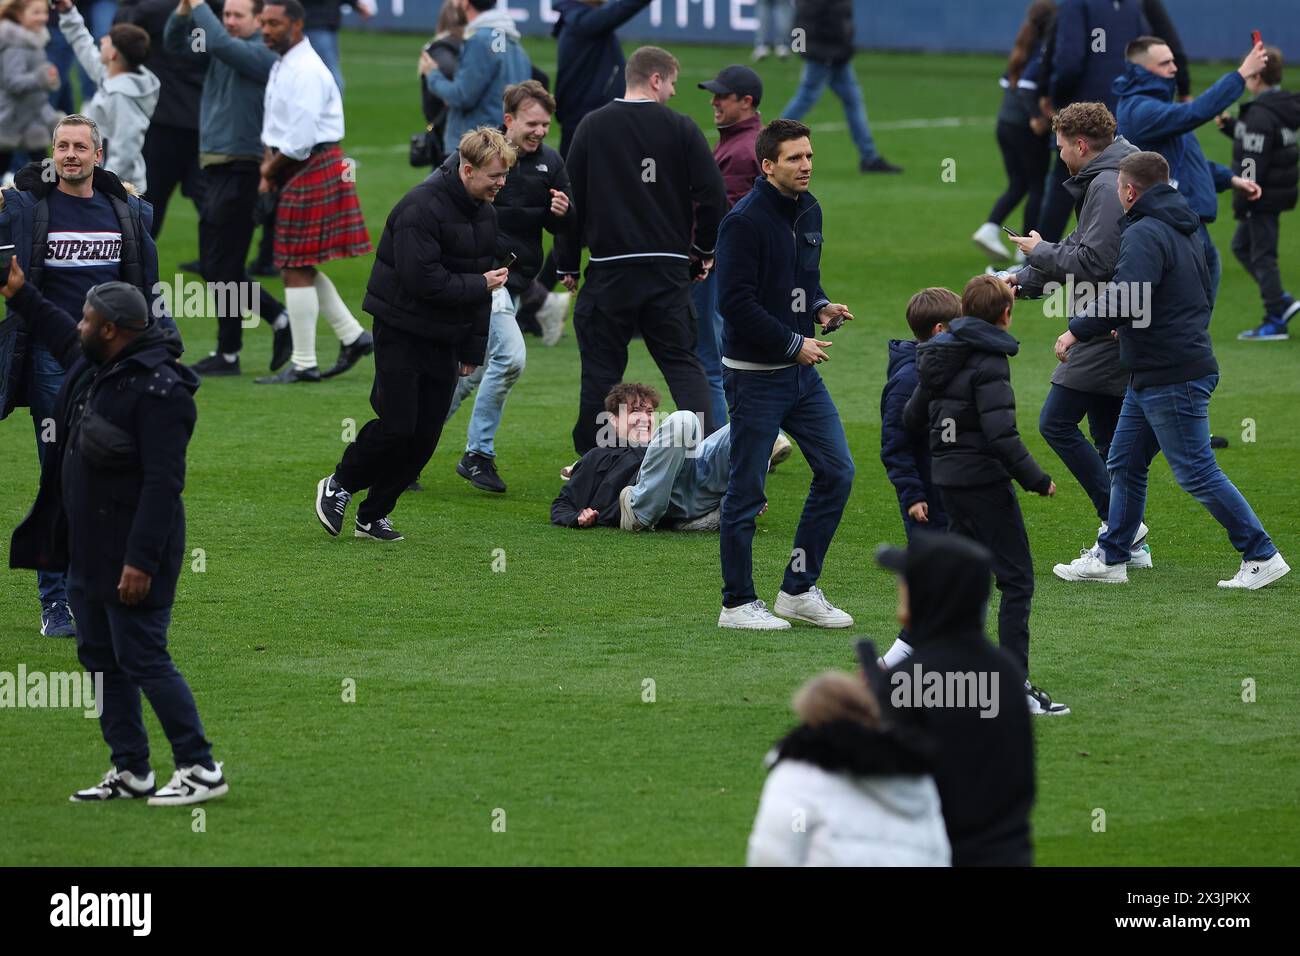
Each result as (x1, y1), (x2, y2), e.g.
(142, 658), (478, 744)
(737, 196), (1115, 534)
(1053, 546), (1128, 583)
(1217, 552), (1290, 591)
(537, 292), (571, 347)
(70, 769), (156, 802)
(148, 762), (229, 806)
(774, 586), (854, 628)
(972, 222), (1010, 262)
(719, 600), (791, 630)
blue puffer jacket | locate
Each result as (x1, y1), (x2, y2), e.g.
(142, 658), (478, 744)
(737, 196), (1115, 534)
(1048, 0), (1147, 110)
(881, 339), (947, 526)
(1114, 63), (1242, 222)
(552, 0), (652, 152)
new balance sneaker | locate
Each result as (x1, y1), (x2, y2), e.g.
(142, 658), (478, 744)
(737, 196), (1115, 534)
(719, 599), (791, 630)
(1217, 552), (1290, 590)
(315, 474), (352, 536)
(189, 353), (240, 377)
(148, 762), (228, 806)
(1026, 683), (1070, 716)
(537, 291), (571, 347)
(972, 222), (1010, 262)
(618, 485), (646, 531)
(40, 602), (76, 638)
(322, 330), (374, 379)
(255, 364), (321, 384)
(774, 586), (854, 628)
(70, 768), (156, 802)
(670, 507), (720, 532)
(355, 517), (404, 541)
(1237, 318), (1290, 341)
(1053, 546), (1128, 583)
(768, 432), (793, 473)
(457, 452), (507, 493)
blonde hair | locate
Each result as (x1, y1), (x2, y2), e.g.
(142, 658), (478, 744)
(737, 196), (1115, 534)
(458, 126), (518, 170)
(0, 0), (46, 22)
(792, 671), (881, 729)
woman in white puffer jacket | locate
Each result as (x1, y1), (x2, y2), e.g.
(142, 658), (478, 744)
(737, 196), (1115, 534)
(747, 671), (951, 867)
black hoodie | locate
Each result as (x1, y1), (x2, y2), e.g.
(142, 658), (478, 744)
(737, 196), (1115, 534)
(1219, 88), (1300, 217)
(902, 318), (1051, 493)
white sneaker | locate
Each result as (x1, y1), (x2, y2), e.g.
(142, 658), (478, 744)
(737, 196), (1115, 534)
(768, 432), (792, 472)
(618, 485), (645, 532)
(1013, 247), (1027, 264)
(774, 586), (854, 628)
(1026, 682), (1070, 716)
(972, 222), (1010, 262)
(719, 599), (790, 630)
(148, 762), (229, 806)
(1097, 520), (1149, 547)
(70, 768), (156, 802)
(1127, 542), (1154, 568)
(775, 45), (790, 59)
(537, 291), (570, 347)
(1217, 552), (1290, 590)
(1053, 546), (1128, 583)
(752, 44), (771, 61)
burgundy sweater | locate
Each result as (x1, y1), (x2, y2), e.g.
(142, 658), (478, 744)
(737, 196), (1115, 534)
(714, 113), (763, 209)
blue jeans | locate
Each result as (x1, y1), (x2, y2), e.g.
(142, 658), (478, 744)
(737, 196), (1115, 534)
(754, 0), (793, 48)
(1198, 222), (1221, 307)
(446, 291), (525, 458)
(690, 272), (728, 430)
(306, 28), (344, 95)
(721, 364), (854, 607)
(28, 346), (67, 608)
(628, 412), (731, 526)
(1039, 383), (1124, 522)
(781, 60), (880, 163)
(1100, 375), (1274, 565)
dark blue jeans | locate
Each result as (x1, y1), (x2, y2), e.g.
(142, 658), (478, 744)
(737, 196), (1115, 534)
(28, 346), (67, 608)
(1099, 375), (1275, 565)
(1199, 222), (1222, 306)
(1038, 383), (1124, 522)
(690, 271), (728, 431)
(69, 585), (213, 776)
(720, 364), (854, 607)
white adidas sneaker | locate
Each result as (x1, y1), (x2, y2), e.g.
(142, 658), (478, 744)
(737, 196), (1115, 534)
(1217, 552), (1290, 591)
(148, 762), (229, 806)
(719, 600), (791, 630)
(1053, 547), (1128, 583)
(70, 768), (156, 802)
(774, 586), (854, 628)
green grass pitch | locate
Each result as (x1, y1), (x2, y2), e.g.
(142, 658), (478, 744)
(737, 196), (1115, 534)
(1, 33), (1296, 866)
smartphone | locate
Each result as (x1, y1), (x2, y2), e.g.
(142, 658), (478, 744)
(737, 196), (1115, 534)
(1252, 30), (1263, 47)
(1001, 225), (1022, 239)
(0, 244), (15, 275)
(500, 252), (517, 269)
(823, 312), (846, 333)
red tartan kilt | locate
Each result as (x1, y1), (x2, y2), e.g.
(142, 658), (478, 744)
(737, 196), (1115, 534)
(274, 145), (372, 269)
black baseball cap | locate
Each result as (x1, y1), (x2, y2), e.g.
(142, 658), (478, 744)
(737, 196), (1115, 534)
(698, 65), (762, 107)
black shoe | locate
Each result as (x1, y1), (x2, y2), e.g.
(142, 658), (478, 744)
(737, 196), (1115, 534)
(254, 364), (321, 384)
(315, 474), (352, 536)
(179, 259), (202, 274)
(248, 258), (280, 279)
(1210, 435), (1229, 449)
(456, 452), (507, 493)
(407, 480), (424, 492)
(355, 516), (404, 541)
(321, 330), (374, 379)
(860, 156), (904, 174)
(189, 353), (240, 377)
(270, 322), (292, 372)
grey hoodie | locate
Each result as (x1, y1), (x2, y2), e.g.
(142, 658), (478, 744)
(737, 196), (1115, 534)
(0, 20), (62, 151)
(60, 6), (160, 194)
(1015, 135), (1138, 396)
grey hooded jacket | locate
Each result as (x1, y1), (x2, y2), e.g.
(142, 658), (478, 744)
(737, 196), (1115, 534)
(1015, 135), (1138, 396)
(0, 20), (62, 151)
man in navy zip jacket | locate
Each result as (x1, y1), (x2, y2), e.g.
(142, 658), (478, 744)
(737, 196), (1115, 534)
(715, 118), (856, 631)
(1054, 151), (1289, 591)
(1114, 38), (1271, 302)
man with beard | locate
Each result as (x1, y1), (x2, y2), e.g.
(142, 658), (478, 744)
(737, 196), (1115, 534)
(0, 114), (169, 638)
(3, 255), (228, 807)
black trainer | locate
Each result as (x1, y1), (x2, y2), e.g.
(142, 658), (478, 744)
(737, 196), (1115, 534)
(456, 452), (506, 493)
(315, 474), (352, 536)
(321, 330), (374, 379)
(860, 156), (904, 174)
(270, 322), (292, 371)
(190, 353), (240, 377)
(1026, 683), (1070, 716)
(255, 364), (321, 384)
(179, 259), (202, 274)
(248, 257), (280, 278)
(355, 517), (404, 541)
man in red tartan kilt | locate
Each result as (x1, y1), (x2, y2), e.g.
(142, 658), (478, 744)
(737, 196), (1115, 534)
(253, 0), (375, 384)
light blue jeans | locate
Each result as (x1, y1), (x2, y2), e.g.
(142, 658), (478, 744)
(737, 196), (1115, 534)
(306, 28), (344, 95)
(446, 290), (526, 459)
(754, 0), (793, 48)
(628, 412), (731, 527)
(781, 59), (880, 163)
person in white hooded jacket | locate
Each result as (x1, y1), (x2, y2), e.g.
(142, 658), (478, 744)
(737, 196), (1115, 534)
(54, 0), (159, 193)
(747, 670), (951, 867)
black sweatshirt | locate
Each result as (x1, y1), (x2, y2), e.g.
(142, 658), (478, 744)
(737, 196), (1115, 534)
(550, 445), (646, 528)
(554, 99), (726, 276)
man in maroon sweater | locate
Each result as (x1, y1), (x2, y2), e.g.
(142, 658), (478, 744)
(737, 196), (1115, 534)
(695, 65), (763, 430)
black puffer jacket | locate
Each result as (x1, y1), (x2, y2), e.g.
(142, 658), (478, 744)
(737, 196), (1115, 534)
(1220, 89), (1300, 217)
(792, 0), (855, 65)
(903, 317), (1050, 493)
(361, 167), (499, 366)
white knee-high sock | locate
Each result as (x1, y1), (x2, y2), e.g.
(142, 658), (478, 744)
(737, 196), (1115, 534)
(879, 638), (913, 668)
(285, 286), (320, 370)
(313, 272), (364, 345)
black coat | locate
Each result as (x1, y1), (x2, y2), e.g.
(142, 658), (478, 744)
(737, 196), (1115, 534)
(115, 0), (208, 131)
(903, 318), (1050, 493)
(1220, 89), (1300, 217)
(880, 339), (945, 524)
(8, 283), (198, 610)
(442, 135), (573, 295)
(550, 445), (646, 528)
(361, 168), (498, 366)
(793, 0), (855, 65)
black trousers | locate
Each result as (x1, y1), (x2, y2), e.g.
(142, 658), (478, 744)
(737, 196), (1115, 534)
(198, 161), (286, 353)
(334, 321), (460, 523)
(939, 481), (1034, 674)
(988, 120), (1051, 235)
(1231, 211), (1287, 316)
(571, 262), (716, 455)
(142, 124), (205, 239)
(1033, 153), (1074, 244)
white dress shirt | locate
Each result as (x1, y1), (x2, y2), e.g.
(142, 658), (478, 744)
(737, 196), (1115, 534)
(262, 36), (344, 161)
